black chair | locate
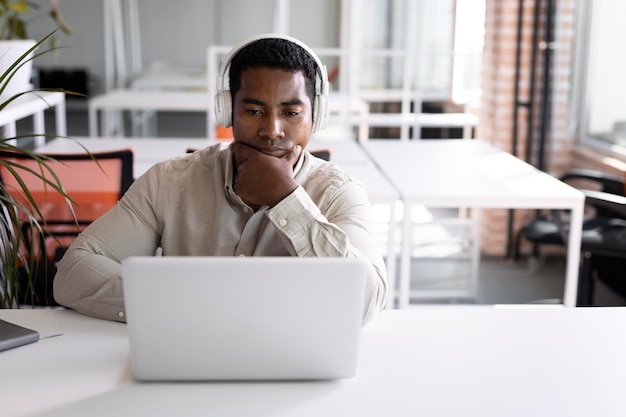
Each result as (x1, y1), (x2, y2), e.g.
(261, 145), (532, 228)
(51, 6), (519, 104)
(513, 169), (626, 305)
(0, 149), (134, 306)
(309, 149), (331, 161)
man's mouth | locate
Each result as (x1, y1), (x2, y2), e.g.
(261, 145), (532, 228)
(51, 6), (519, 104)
(258, 147), (289, 158)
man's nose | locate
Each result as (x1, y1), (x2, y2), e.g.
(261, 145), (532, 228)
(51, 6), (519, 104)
(259, 112), (284, 139)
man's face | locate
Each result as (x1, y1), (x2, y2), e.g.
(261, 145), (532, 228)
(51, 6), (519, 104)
(231, 67), (313, 158)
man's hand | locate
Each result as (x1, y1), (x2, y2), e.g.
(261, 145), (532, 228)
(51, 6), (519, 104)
(230, 142), (302, 208)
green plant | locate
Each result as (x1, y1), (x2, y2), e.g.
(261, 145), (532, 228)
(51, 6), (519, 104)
(0, 30), (81, 307)
(0, 0), (72, 41)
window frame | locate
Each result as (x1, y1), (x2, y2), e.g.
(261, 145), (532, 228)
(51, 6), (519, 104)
(577, 0), (626, 157)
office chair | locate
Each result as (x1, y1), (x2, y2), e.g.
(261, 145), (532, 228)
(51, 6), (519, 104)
(0, 149), (134, 305)
(309, 149), (331, 161)
(513, 169), (626, 305)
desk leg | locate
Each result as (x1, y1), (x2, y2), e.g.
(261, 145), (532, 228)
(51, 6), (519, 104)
(357, 123), (369, 143)
(359, 122), (369, 143)
(103, 110), (111, 137)
(469, 208), (482, 299)
(564, 202), (584, 306)
(385, 201), (398, 309)
(89, 104), (98, 137)
(399, 200), (412, 309)
(33, 110), (45, 147)
(146, 110), (157, 137)
(4, 123), (17, 145)
(55, 96), (67, 137)
(102, 110), (120, 137)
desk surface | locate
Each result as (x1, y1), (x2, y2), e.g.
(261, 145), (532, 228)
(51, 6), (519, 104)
(0, 91), (65, 126)
(362, 139), (583, 208)
(35, 137), (398, 222)
(36, 137), (220, 177)
(89, 90), (366, 114)
(360, 140), (585, 308)
(2, 307), (625, 417)
(35, 137), (380, 181)
(89, 89), (209, 111)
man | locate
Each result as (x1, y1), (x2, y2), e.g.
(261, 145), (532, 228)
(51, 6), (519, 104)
(54, 34), (387, 323)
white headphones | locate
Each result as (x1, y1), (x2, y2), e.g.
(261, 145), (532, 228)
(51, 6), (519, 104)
(214, 33), (329, 133)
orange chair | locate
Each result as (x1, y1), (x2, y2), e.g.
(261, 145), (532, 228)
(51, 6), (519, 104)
(0, 149), (134, 305)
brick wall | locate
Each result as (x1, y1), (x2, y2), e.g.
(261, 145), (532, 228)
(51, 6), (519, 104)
(478, 0), (576, 256)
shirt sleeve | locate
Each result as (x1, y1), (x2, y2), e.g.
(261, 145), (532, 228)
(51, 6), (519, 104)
(265, 183), (388, 324)
(53, 165), (163, 323)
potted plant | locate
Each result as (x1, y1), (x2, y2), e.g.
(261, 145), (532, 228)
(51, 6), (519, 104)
(0, 0), (72, 100)
(1, 30), (79, 308)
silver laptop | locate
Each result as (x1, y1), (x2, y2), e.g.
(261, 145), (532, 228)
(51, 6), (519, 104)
(121, 256), (368, 381)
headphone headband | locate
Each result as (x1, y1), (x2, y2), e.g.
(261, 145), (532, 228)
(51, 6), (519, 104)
(214, 33), (329, 133)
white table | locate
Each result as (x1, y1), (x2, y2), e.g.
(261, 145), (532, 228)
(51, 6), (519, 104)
(89, 89), (370, 140)
(348, 112), (479, 141)
(36, 136), (381, 184)
(2, 307), (625, 417)
(36, 137), (219, 178)
(0, 91), (66, 147)
(36, 138), (400, 295)
(130, 68), (207, 91)
(362, 139), (585, 308)
(88, 90), (209, 137)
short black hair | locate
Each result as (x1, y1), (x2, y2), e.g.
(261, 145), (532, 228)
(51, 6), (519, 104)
(228, 37), (317, 108)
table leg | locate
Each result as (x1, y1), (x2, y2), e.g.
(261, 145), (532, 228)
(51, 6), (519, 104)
(385, 201), (398, 309)
(89, 103), (98, 137)
(564, 202), (584, 306)
(33, 110), (45, 147)
(399, 200), (412, 308)
(469, 208), (482, 299)
(4, 123), (17, 145)
(55, 96), (67, 137)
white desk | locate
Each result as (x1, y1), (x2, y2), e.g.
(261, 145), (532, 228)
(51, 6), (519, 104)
(36, 137), (219, 178)
(88, 90), (209, 137)
(36, 138), (400, 293)
(36, 137), (378, 181)
(362, 140), (585, 308)
(348, 112), (479, 141)
(88, 88), (369, 139)
(0, 91), (66, 147)
(2, 307), (625, 417)
(130, 68), (207, 91)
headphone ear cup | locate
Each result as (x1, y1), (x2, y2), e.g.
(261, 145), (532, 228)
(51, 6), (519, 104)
(222, 91), (232, 128)
(214, 91), (233, 128)
(312, 94), (328, 133)
(312, 95), (320, 133)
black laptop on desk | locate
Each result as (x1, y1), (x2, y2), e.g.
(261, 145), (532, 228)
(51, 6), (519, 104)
(0, 319), (39, 351)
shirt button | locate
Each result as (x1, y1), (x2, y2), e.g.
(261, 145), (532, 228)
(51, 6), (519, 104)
(279, 218), (288, 226)
(118, 311), (125, 318)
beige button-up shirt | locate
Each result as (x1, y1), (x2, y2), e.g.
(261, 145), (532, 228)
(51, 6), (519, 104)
(54, 143), (387, 323)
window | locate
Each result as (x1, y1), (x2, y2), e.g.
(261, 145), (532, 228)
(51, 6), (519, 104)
(580, 0), (626, 151)
(347, 0), (484, 104)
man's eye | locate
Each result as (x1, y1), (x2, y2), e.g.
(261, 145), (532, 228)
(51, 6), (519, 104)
(285, 110), (301, 117)
(246, 109), (262, 115)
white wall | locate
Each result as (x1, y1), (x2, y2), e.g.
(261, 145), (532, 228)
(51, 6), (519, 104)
(29, 1), (106, 93)
(31, 0), (339, 96)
